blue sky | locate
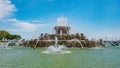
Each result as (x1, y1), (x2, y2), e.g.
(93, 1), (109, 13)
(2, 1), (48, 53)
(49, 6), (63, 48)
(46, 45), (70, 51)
(0, 0), (120, 40)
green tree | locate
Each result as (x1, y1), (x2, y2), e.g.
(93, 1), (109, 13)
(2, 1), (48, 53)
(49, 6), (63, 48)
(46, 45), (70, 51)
(6, 34), (13, 40)
(0, 30), (22, 41)
(0, 30), (10, 40)
(0, 34), (2, 40)
(12, 34), (21, 40)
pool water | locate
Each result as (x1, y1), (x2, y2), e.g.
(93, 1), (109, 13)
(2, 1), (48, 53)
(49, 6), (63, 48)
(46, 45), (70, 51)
(0, 45), (120, 68)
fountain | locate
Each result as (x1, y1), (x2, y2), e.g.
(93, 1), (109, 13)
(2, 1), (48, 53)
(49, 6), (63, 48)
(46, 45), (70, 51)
(42, 37), (71, 54)
(0, 41), (12, 49)
(21, 15), (104, 48)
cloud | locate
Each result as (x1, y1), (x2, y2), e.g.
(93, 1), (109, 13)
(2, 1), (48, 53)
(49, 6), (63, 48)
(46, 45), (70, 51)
(27, 20), (44, 23)
(0, 0), (17, 20)
(7, 18), (48, 32)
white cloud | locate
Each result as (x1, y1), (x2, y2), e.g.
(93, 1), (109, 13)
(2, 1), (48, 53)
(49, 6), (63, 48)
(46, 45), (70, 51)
(7, 18), (48, 32)
(29, 20), (44, 23)
(0, 0), (17, 20)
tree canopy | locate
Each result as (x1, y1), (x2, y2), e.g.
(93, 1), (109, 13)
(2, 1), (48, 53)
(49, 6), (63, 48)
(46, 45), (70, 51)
(0, 30), (21, 40)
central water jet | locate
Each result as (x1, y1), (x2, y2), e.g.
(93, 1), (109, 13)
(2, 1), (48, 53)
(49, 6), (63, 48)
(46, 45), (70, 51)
(42, 37), (71, 54)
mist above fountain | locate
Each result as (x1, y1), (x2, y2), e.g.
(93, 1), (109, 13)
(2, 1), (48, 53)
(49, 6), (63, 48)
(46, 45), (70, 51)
(42, 37), (71, 54)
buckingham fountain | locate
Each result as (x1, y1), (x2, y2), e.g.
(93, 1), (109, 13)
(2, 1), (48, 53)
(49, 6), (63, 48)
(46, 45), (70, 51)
(1, 16), (120, 68)
(20, 15), (104, 50)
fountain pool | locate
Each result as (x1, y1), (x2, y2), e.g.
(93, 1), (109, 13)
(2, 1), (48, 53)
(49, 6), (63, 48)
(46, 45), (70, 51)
(0, 45), (120, 68)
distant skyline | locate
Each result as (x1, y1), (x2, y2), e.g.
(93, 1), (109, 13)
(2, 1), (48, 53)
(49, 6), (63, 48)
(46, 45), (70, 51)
(0, 0), (120, 40)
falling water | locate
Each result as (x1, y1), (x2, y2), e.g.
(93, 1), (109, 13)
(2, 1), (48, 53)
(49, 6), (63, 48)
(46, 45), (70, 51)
(117, 41), (120, 46)
(110, 41), (116, 46)
(71, 38), (84, 48)
(55, 37), (58, 48)
(0, 41), (12, 49)
(60, 30), (63, 38)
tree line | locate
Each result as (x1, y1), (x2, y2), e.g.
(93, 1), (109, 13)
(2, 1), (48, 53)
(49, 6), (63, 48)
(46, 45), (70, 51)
(0, 30), (21, 41)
